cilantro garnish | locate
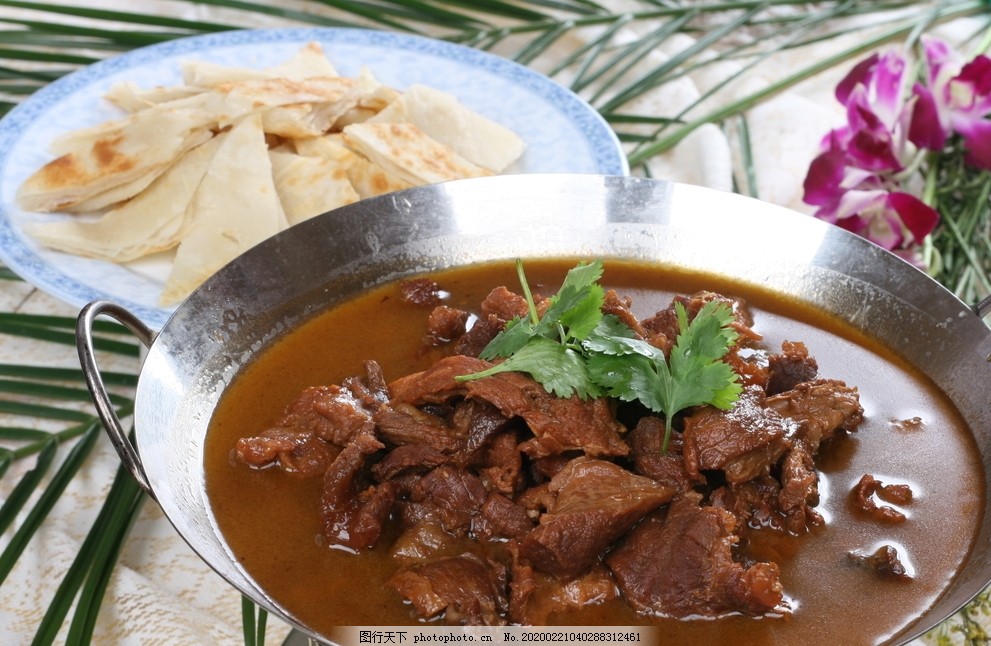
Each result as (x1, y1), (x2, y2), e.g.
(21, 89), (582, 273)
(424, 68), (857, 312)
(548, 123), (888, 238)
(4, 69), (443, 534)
(456, 259), (743, 451)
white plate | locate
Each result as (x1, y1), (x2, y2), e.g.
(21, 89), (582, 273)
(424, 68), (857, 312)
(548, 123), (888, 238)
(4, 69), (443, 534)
(0, 28), (627, 330)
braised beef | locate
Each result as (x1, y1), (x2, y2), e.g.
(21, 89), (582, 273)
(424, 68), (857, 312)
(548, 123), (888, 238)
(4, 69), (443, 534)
(389, 522), (458, 563)
(849, 544), (912, 580)
(236, 278), (892, 627)
(765, 378), (863, 449)
(388, 553), (508, 625)
(606, 492), (783, 617)
(399, 277), (443, 306)
(627, 416), (693, 493)
(390, 355), (629, 458)
(480, 285), (530, 321)
(642, 291), (763, 349)
(233, 428), (336, 476)
(321, 432), (393, 551)
(471, 492), (534, 540)
(602, 290), (647, 338)
(426, 305), (470, 346)
(777, 440), (824, 532)
(373, 403), (461, 453)
(399, 465), (488, 534)
(510, 563), (619, 625)
(520, 457), (673, 578)
(767, 341), (818, 395)
(274, 384), (377, 447)
(711, 475), (789, 531)
(850, 474), (909, 523)
(682, 386), (794, 484)
(342, 360), (390, 408)
(449, 399), (512, 466)
(454, 314), (505, 357)
(371, 443), (449, 481)
(477, 429), (525, 496)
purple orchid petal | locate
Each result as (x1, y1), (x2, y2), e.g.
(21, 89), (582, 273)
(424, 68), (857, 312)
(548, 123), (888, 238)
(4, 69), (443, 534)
(845, 97), (903, 171)
(956, 55), (991, 105)
(956, 117), (991, 170)
(836, 53), (879, 104)
(887, 191), (940, 243)
(908, 82), (948, 150)
(872, 50), (909, 124)
(921, 36), (954, 87)
(803, 144), (847, 208)
(866, 210), (905, 250)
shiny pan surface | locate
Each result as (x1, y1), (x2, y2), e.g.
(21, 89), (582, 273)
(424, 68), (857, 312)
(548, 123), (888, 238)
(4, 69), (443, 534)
(77, 174), (991, 644)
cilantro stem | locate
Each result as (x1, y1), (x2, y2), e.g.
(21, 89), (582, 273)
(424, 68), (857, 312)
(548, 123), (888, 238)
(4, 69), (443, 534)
(515, 258), (540, 326)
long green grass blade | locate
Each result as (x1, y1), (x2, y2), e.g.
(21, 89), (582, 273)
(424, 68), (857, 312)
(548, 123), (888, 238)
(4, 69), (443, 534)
(0, 435), (56, 535)
(0, 378), (131, 407)
(0, 364), (137, 388)
(0, 319), (139, 356)
(29, 444), (144, 646)
(0, 312), (134, 335)
(0, 0), (234, 33)
(63, 468), (145, 646)
(0, 399), (95, 421)
(0, 426), (50, 442)
(0, 420), (101, 586)
(185, 0), (412, 31)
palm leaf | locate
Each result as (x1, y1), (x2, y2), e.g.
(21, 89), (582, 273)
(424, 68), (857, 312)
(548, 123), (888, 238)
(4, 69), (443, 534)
(0, 2), (989, 645)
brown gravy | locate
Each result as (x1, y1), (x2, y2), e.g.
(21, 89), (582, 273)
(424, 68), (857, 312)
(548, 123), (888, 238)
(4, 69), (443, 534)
(203, 259), (983, 645)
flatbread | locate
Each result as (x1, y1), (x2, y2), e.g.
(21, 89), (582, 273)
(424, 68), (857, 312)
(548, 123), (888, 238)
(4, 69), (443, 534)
(269, 150), (359, 225)
(341, 122), (492, 186)
(334, 68), (400, 130)
(259, 74), (369, 138)
(160, 114), (286, 305)
(181, 41), (338, 87)
(369, 84), (525, 172)
(103, 81), (205, 113)
(16, 104), (213, 212)
(292, 134), (410, 199)
(23, 134), (223, 262)
(345, 155), (413, 199)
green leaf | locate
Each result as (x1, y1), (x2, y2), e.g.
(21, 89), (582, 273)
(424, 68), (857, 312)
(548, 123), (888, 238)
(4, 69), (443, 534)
(477, 315), (533, 359)
(586, 351), (664, 411)
(461, 336), (599, 399)
(584, 315), (659, 358)
(0, 420), (102, 588)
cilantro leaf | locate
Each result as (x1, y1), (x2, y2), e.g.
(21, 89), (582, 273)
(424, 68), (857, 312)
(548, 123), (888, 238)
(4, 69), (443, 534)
(584, 315), (661, 359)
(458, 260), (743, 453)
(478, 315), (533, 360)
(586, 352), (665, 412)
(459, 337), (600, 399)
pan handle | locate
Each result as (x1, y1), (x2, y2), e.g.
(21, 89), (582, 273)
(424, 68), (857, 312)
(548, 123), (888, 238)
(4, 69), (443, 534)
(76, 300), (156, 497)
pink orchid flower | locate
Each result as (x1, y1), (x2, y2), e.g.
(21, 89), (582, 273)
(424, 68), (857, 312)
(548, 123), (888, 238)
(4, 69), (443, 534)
(909, 36), (991, 169)
(803, 48), (939, 257)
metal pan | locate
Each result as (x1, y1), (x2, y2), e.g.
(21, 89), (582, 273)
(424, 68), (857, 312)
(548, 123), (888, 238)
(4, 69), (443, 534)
(76, 174), (991, 644)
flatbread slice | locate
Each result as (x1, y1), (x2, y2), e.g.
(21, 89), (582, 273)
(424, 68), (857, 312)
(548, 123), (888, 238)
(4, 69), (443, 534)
(345, 155), (414, 199)
(160, 114), (286, 305)
(293, 134), (412, 199)
(182, 41), (338, 87)
(103, 81), (205, 112)
(17, 105), (213, 212)
(341, 122), (492, 186)
(23, 134), (223, 262)
(369, 84), (525, 172)
(269, 150), (359, 225)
